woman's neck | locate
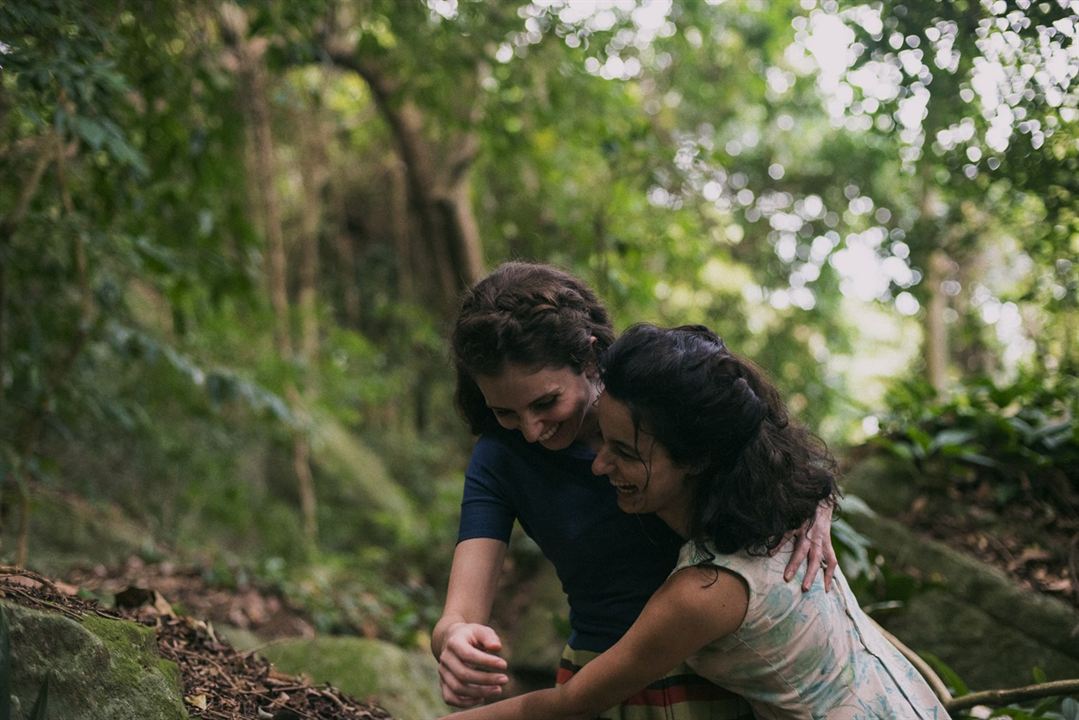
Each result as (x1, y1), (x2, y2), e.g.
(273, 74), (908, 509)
(657, 506), (692, 540)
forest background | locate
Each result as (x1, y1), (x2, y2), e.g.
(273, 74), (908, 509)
(0, 0), (1076, 685)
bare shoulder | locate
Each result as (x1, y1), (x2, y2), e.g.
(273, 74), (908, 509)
(657, 563), (750, 639)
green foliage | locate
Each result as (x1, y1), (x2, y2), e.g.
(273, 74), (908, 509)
(922, 653), (1079, 719)
(1, 0), (1075, 681)
(873, 371), (1077, 505)
(832, 507), (933, 614)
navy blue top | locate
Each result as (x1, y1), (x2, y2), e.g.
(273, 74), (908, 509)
(458, 427), (685, 652)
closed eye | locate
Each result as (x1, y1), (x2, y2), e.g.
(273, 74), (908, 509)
(531, 395), (557, 410)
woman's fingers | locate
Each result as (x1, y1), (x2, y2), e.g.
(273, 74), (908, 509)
(783, 529), (812, 583)
(437, 623), (510, 707)
(820, 540), (838, 593)
(782, 526), (834, 591)
(438, 659), (505, 706)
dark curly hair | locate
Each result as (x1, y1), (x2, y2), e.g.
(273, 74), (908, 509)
(598, 323), (839, 554)
(452, 261), (616, 435)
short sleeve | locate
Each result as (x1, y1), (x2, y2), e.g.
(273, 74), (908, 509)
(457, 436), (517, 543)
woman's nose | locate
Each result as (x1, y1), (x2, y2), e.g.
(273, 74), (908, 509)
(592, 447), (612, 476)
(520, 414), (545, 443)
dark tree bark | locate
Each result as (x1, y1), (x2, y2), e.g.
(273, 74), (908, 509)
(220, 3), (318, 547)
(321, 42), (485, 315)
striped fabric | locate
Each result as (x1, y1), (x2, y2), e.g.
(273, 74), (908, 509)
(556, 646), (755, 720)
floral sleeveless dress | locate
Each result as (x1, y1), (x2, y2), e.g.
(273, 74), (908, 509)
(673, 541), (951, 720)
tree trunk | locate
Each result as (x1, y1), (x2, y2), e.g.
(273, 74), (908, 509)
(322, 45), (485, 314)
(926, 249), (952, 395)
(296, 103), (327, 371)
(221, 3), (318, 547)
(0, 139), (55, 409)
(331, 172), (361, 327)
(388, 159), (414, 302)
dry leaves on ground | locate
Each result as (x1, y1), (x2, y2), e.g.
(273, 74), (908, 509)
(0, 567), (392, 720)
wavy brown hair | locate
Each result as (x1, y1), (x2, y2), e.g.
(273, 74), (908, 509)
(451, 261), (615, 435)
(599, 323), (839, 554)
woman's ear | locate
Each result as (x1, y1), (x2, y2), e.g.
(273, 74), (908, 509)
(585, 335), (600, 379)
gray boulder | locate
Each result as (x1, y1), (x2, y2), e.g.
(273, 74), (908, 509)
(3, 601), (187, 720)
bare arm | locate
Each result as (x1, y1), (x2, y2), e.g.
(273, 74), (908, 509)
(783, 501), (837, 591)
(438, 565), (749, 720)
(433, 538), (510, 707)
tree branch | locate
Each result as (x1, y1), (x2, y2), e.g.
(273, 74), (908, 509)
(947, 679), (1079, 712)
(0, 136), (55, 240)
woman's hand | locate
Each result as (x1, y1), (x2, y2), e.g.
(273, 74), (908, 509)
(782, 502), (837, 592)
(437, 622), (510, 707)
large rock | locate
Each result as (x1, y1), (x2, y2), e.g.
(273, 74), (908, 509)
(502, 560), (568, 692)
(259, 636), (442, 720)
(3, 601), (187, 720)
(842, 456), (1079, 690)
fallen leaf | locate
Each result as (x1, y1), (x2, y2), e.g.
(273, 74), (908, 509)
(185, 693), (209, 710)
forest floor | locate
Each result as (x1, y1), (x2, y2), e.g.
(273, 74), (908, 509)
(887, 478), (1078, 610)
(6, 462), (1075, 719)
(2, 567), (391, 720)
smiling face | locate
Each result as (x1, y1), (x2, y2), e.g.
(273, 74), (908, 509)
(475, 363), (600, 451)
(591, 392), (696, 536)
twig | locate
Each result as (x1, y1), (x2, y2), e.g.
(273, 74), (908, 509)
(0, 588), (86, 621)
(876, 615), (1079, 714)
(946, 678), (1079, 712)
(0, 134), (53, 240)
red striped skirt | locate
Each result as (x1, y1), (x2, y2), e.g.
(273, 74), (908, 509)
(556, 646), (754, 720)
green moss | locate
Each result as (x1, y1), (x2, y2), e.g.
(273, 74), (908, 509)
(260, 636), (440, 720)
(79, 614), (160, 684)
(3, 601), (188, 720)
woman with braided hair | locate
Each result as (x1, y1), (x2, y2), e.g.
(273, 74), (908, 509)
(433, 262), (838, 719)
(438, 323), (949, 720)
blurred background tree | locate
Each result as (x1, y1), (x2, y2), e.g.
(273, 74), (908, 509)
(0, 0), (1074, 650)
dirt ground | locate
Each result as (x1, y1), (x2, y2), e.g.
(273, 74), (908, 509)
(0, 567), (391, 720)
(896, 481), (1078, 609)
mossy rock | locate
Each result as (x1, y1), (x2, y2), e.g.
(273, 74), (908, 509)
(840, 455), (1079, 690)
(259, 636), (441, 720)
(2, 601), (187, 720)
(504, 560), (567, 682)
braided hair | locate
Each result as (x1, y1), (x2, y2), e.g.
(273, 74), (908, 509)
(599, 323), (838, 554)
(452, 261), (615, 435)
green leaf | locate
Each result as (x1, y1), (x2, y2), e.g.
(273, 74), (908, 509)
(919, 651), (970, 696)
(1032, 667), (1048, 684)
(69, 114), (107, 149)
(1062, 697), (1079, 720)
(929, 428), (976, 452)
(884, 440), (916, 462)
(905, 426), (933, 454)
(958, 452), (1001, 469)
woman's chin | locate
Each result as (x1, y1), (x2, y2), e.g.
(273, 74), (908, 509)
(614, 492), (647, 514)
